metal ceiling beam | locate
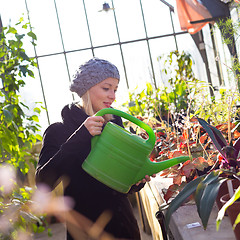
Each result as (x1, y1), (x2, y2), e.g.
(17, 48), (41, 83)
(159, 0), (174, 12)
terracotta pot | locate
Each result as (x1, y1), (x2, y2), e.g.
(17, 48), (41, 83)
(216, 179), (240, 210)
(220, 193), (240, 240)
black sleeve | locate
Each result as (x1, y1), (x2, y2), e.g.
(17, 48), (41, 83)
(128, 183), (145, 194)
(112, 114), (124, 128)
(35, 122), (92, 191)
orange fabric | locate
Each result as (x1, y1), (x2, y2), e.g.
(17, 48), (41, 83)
(176, 0), (213, 34)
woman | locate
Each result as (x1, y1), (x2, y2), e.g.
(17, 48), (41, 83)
(35, 58), (154, 240)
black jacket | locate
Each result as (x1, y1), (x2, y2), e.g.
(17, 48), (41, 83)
(35, 104), (143, 239)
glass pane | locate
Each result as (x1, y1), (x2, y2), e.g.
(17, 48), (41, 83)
(214, 25), (235, 89)
(37, 55), (73, 126)
(26, 0), (63, 56)
(55, 0), (92, 51)
(176, 34), (208, 86)
(202, 26), (221, 89)
(66, 50), (94, 83)
(19, 68), (49, 134)
(83, 0), (119, 46)
(1, 0), (26, 24)
(121, 41), (153, 91)
(149, 37), (177, 88)
(141, 0), (173, 37)
(113, 0), (146, 42)
(1, 0), (35, 57)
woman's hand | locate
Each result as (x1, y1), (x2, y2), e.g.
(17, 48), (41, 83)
(135, 174), (156, 186)
(84, 116), (105, 136)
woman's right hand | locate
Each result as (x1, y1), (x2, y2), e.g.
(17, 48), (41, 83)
(83, 116), (105, 136)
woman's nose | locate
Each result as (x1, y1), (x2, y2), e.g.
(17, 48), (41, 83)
(108, 90), (115, 99)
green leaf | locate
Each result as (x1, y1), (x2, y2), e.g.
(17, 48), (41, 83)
(7, 27), (17, 34)
(195, 171), (220, 214)
(19, 51), (29, 61)
(30, 115), (39, 122)
(216, 186), (240, 230)
(0, 52), (5, 58)
(48, 228), (53, 237)
(34, 107), (41, 114)
(175, 82), (186, 96)
(233, 212), (240, 230)
(35, 134), (42, 141)
(19, 65), (28, 76)
(37, 225), (46, 233)
(32, 223), (38, 233)
(15, 34), (25, 40)
(22, 23), (28, 29)
(27, 31), (37, 40)
(165, 175), (205, 227)
(27, 69), (34, 77)
(233, 137), (240, 157)
(3, 109), (13, 124)
(195, 175), (226, 229)
(18, 160), (29, 174)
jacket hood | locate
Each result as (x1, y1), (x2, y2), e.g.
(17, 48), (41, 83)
(61, 103), (88, 127)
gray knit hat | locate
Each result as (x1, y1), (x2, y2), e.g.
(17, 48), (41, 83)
(70, 58), (120, 97)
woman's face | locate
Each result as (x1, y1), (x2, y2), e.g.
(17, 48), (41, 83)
(89, 77), (119, 113)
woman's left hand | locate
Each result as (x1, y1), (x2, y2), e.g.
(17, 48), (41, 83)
(135, 174), (156, 186)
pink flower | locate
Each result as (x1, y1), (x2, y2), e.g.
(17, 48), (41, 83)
(31, 184), (75, 215)
(0, 165), (16, 194)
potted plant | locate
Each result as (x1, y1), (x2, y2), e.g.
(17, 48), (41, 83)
(217, 186), (240, 239)
(164, 117), (240, 238)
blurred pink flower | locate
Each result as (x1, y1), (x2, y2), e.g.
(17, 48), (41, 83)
(0, 216), (12, 234)
(31, 184), (75, 215)
(0, 165), (16, 194)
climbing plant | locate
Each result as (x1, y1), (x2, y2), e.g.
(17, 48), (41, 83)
(0, 16), (49, 239)
(0, 16), (42, 174)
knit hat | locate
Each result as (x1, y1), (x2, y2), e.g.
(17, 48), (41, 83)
(70, 58), (120, 97)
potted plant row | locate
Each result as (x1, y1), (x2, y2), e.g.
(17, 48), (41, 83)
(161, 118), (240, 239)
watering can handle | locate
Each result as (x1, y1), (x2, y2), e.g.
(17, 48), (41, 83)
(95, 108), (156, 147)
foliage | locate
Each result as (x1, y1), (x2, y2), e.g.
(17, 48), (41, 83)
(194, 88), (240, 125)
(130, 114), (216, 203)
(124, 51), (205, 121)
(124, 50), (238, 204)
(214, 3), (240, 91)
(0, 17), (46, 239)
(157, 50), (200, 115)
(0, 165), (48, 240)
(124, 50), (240, 129)
(0, 16), (42, 174)
(217, 185), (240, 230)
(124, 82), (161, 118)
(122, 4), (240, 235)
(197, 118), (240, 170)
(164, 118), (240, 230)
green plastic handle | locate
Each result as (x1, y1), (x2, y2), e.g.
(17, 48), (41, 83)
(95, 108), (156, 148)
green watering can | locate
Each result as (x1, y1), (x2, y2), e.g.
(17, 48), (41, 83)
(82, 108), (189, 193)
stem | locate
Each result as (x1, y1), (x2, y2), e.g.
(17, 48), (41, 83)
(227, 180), (234, 198)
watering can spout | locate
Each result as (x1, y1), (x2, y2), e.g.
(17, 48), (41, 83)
(135, 155), (190, 183)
